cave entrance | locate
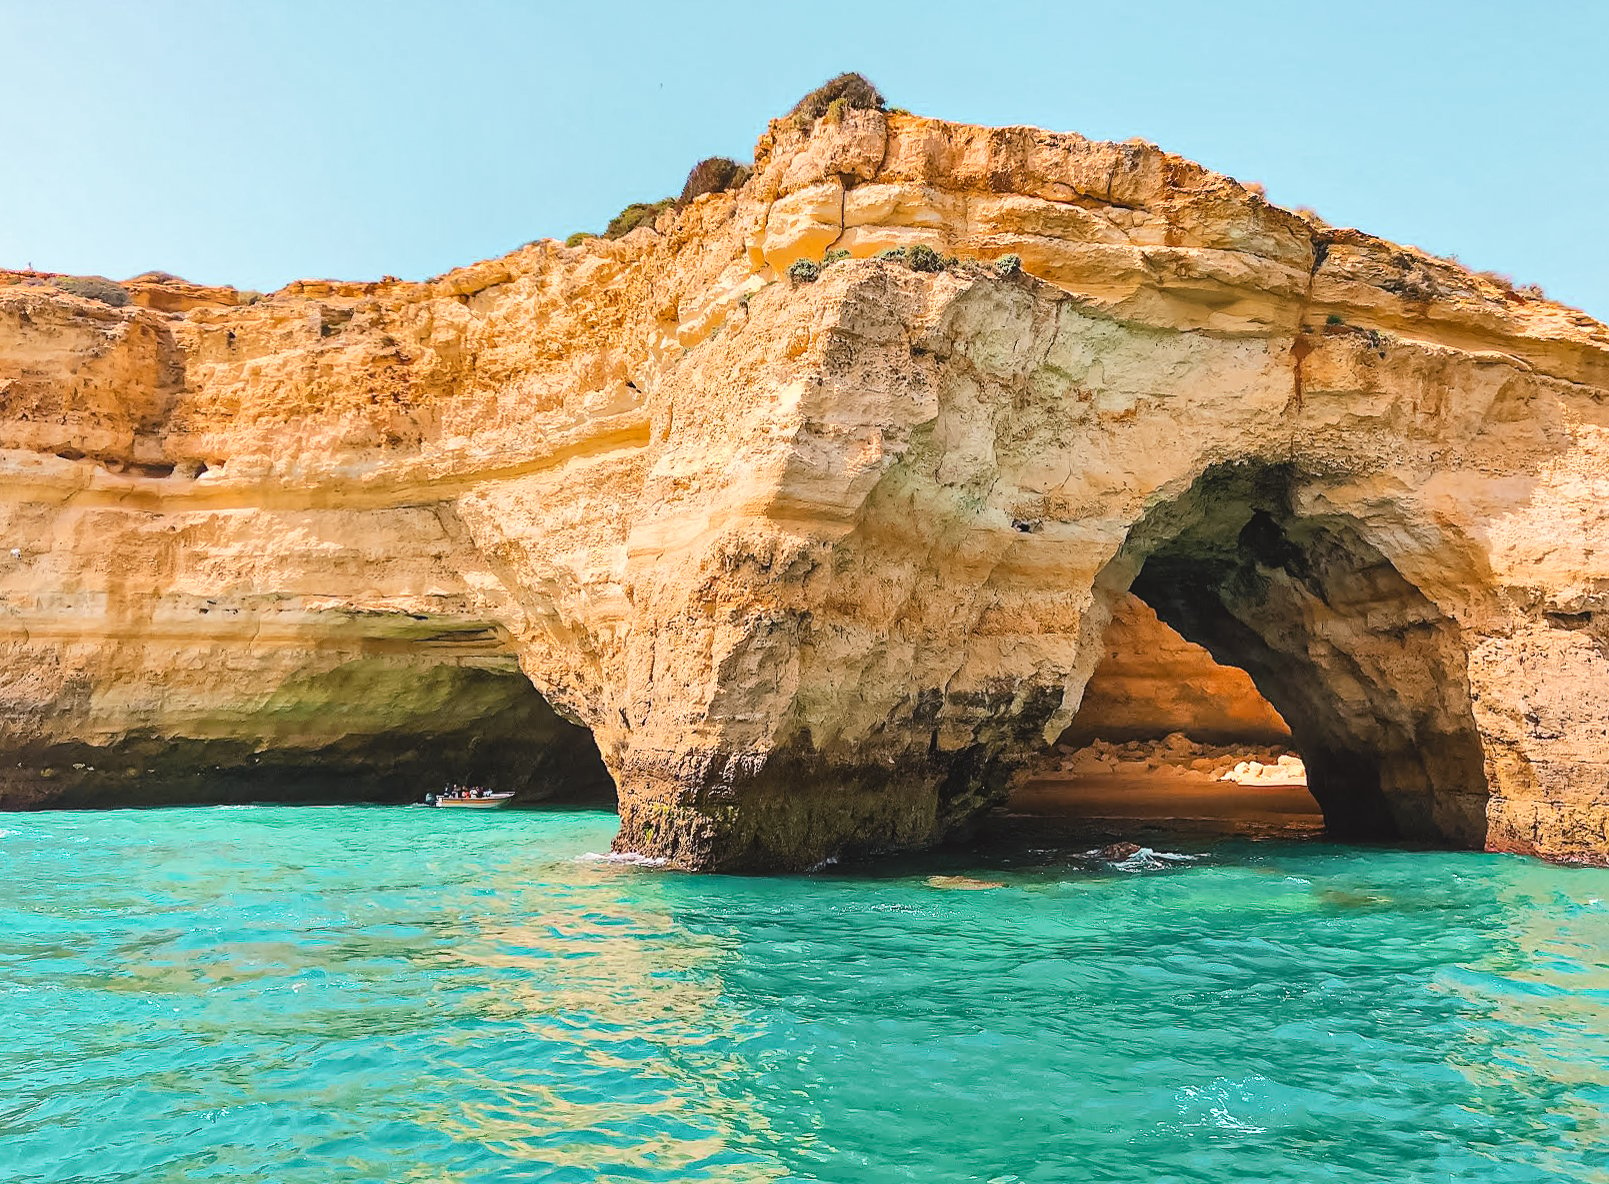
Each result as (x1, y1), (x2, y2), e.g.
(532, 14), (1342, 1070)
(23, 653), (617, 811)
(1017, 461), (1489, 847)
(234, 657), (619, 809)
(1013, 593), (1322, 838)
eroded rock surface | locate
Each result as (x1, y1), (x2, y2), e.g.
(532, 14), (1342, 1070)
(1062, 594), (1290, 746)
(4, 108), (1609, 866)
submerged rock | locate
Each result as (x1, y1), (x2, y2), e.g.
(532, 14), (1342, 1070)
(926, 875), (1006, 891)
(1093, 842), (1144, 862)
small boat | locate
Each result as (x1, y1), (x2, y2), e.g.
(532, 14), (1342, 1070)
(427, 788), (516, 809)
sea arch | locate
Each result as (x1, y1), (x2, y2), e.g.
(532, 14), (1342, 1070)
(1088, 459), (1488, 844)
(603, 264), (1607, 869)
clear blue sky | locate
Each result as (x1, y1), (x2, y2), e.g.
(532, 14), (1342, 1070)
(2, 1), (1604, 317)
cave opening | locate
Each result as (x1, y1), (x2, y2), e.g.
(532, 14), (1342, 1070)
(224, 659), (621, 810)
(1015, 591), (1321, 838)
(13, 659), (617, 812)
(1016, 461), (1490, 848)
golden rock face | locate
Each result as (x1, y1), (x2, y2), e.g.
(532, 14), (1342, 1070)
(1062, 595), (1291, 747)
(3, 110), (1608, 868)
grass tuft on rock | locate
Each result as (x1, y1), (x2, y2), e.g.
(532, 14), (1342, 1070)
(787, 259), (821, 284)
(605, 199), (674, 240)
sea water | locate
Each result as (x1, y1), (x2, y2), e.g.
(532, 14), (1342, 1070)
(1, 806), (1606, 1183)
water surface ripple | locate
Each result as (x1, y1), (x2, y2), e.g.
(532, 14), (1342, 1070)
(2, 808), (1606, 1182)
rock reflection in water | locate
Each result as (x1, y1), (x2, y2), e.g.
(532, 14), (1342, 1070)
(404, 857), (784, 1181)
(5, 806), (1609, 1183)
(1434, 866), (1609, 1166)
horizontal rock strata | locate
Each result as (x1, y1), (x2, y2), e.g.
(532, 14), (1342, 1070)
(3, 106), (1608, 866)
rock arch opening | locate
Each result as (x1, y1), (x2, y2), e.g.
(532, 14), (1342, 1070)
(0, 650), (616, 811)
(1015, 593), (1321, 838)
(218, 657), (619, 809)
(1073, 461), (1488, 846)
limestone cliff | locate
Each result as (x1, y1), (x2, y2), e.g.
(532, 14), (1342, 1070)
(4, 102), (1609, 867)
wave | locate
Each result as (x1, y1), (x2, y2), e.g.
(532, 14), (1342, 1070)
(575, 850), (670, 867)
(1087, 845), (1203, 871)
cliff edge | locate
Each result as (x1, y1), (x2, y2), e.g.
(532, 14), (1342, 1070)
(4, 91), (1608, 867)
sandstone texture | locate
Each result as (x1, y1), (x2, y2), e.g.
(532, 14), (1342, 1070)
(4, 106), (1609, 867)
(1061, 594), (1290, 745)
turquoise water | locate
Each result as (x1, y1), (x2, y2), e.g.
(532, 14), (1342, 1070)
(2, 808), (1607, 1183)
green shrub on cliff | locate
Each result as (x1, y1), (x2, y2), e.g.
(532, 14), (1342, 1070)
(872, 244), (959, 274)
(605, 199), (674, 239)
(52, 275), (130, 307)
(787, 259), (821, 283)
(995, 254), (1022, 277)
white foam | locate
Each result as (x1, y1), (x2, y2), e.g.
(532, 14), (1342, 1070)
(1175, 1076), (1272, 1134)
(575, 851), (669, 867)
(1088, 846), (1203, 871)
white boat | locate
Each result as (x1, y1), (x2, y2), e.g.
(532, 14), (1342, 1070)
(430, 791), (516, 809)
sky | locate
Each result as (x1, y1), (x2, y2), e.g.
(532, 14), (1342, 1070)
(2, 1), (1604, 317)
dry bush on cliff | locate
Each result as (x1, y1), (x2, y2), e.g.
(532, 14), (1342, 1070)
(52, 276), (130, 307)
(789, 72), (884, 127)
(679, 157), (751, 205)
